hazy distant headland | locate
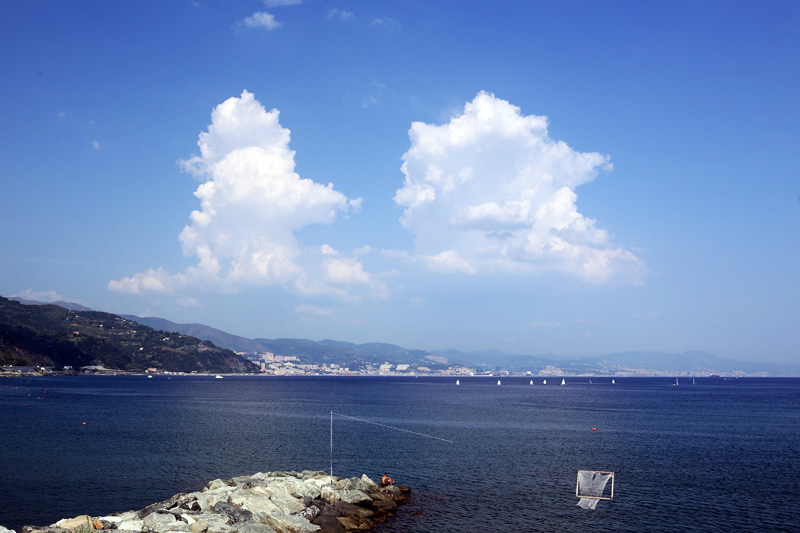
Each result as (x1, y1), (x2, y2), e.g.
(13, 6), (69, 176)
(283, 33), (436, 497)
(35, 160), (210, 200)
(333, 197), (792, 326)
(3, 296), (795, 377)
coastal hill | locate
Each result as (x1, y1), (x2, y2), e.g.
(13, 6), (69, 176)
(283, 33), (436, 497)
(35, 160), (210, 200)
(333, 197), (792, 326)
(0, 296), (257, 373)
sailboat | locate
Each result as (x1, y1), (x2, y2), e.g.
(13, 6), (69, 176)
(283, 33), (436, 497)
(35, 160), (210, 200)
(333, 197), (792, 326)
(456, 379), (460, 385)
(693, 378), (696, 385)
(530, 380), (533, 385)
(673, 377), (679, 386)
(560, 379), (566, 386)
(543, 379), (547, 385)
(611, 379), (615, 384)
(497, 380), (502, 385)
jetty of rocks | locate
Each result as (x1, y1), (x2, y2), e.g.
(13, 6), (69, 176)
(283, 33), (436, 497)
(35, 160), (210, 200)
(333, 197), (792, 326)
(7, 471), (411, 533)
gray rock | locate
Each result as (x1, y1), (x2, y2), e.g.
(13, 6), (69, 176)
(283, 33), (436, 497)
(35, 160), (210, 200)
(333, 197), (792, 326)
(262, 512), (319, 533)
(116, 518), (144, 531)
(297, 506), (320, 523)
(269, 493), (305, 515)
(204, 479), (230, 491)
(213, 501), (253, 525)
(318, 486), (339, 504)
(335, 490), (371, 505)
(138, 493), (189, 518)
(309, 515), (345, 533)
(188, 522), (208, 533)
(332, 501), (374, 519)
(370, 499), (398, 514)
(230, 488), (281, 515)
(143, 511), (187, 532)
(230, 523), (277, 533)
(359, 475), (379, 493)
(309, 501), (343, 518)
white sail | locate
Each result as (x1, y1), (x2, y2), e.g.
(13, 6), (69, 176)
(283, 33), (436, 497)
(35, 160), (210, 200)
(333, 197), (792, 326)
(497, 380), (501, 385)
(561, 379), (566, 386)
(456, 379), (460, 385)
(530, 380), (533, 385)
(543, 379), (547, 384)
(611, 379), (615, 384)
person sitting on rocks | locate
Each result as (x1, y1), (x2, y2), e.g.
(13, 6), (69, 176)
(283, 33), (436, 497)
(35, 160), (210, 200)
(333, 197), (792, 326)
(381, 473), (394, 486)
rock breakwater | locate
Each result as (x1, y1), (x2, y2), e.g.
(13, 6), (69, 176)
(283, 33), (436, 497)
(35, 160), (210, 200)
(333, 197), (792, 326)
(9, 471), (410, 533)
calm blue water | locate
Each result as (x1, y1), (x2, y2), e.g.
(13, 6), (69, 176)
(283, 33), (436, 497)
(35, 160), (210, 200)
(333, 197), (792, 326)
(1, 376), (799, 531)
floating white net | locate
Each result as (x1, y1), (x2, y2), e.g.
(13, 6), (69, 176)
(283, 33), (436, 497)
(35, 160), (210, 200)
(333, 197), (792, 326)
(576, 470), (613, 510)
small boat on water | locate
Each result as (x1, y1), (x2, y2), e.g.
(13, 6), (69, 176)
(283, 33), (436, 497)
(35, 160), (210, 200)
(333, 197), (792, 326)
(147, 375), (153, 379)
(543, 379), (547, 385)
(560, 379), (565, 386)
(456, 379), (460, 385)
(530, 380), (533, 385)
(497, 380), (502, 385)
(673, 378), (679, 386)
(215, 375), (224, 379)
(612, 379), (615, 384)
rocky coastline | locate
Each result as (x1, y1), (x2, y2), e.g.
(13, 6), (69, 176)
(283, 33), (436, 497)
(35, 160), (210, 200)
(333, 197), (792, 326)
(2, 471), (410, 533)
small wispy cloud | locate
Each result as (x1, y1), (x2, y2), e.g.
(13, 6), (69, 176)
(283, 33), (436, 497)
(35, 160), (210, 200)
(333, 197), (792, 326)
(178, 296), (201, 308)
(239, 11), (281, 30)
(56, 111), (66, 118)
(295, 304), (332, 317)
(362, 80), (386, 108)
(327, 8), (353, 21)
(528, 320), (563, 329)
(12, 289), (67, 302)
(90, 140), (100, 150)
(371, 16), (402, 32)
(263, 0), (301, 6)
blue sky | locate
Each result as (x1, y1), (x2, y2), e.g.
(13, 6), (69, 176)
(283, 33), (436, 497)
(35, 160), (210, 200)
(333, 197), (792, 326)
(2, 1), (798, 363)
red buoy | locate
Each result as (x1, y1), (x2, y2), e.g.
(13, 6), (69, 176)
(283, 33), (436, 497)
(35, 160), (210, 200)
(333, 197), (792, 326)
(592, 427), (597, 431)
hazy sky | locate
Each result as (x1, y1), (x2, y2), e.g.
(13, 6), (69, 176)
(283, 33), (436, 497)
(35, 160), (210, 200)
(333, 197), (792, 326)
(2, 1), (798, 363)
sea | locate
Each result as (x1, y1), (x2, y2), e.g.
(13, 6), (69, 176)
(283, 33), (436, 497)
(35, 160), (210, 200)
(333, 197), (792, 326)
(1, 375), (799, 532)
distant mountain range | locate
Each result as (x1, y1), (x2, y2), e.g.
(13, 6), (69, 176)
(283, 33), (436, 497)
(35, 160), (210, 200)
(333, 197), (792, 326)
(121, 315), (451, 370)
(120, 313), (799, 376)
(8, 296), (799, 376)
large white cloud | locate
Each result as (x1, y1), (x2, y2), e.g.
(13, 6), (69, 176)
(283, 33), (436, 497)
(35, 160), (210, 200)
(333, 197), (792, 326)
(394, 91), (645, 283)
(110, 91), (371, 296)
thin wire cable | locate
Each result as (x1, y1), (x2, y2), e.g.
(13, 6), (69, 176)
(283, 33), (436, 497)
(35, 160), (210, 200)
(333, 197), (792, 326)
(331, 412), (454, 443)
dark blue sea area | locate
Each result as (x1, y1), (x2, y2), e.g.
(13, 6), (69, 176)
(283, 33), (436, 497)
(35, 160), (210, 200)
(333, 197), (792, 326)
(1, 375), (799, 531)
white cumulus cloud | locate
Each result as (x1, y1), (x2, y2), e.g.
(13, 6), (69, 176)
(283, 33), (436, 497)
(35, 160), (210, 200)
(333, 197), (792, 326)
(394, 91), (645, 284)
(109, 90), (366, 296)
(239, 11), (281, 30)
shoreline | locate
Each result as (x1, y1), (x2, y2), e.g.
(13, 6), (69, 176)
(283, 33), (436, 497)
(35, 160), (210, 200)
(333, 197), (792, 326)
(9, 471), (410, 533)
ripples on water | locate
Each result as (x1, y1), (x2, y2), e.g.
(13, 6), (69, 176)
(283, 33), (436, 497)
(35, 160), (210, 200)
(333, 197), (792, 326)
(1, 376), (799, 531)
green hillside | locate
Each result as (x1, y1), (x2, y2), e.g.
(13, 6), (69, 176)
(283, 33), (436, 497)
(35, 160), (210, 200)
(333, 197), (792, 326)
(0, 296), (258, 373)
